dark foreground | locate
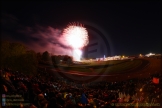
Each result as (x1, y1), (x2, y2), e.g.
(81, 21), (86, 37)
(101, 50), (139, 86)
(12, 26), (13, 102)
(1, 58), (162, 108)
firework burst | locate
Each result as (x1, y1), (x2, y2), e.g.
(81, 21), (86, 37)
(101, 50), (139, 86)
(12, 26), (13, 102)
(62, 22), (89, 49)
(62, 22), (89, 61)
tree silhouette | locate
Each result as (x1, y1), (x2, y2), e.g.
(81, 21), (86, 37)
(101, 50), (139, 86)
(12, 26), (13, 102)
(42, 51), (50, 61)
(0, 40), (38, 75)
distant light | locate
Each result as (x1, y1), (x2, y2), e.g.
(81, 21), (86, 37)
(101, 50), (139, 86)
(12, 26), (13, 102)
(139, 54), (143, 57)
(140, 88), (142, 92)
(145, 52), (155, 57)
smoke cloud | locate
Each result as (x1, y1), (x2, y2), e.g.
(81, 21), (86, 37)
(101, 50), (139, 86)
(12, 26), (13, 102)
(1, 12), (80, 57)
(18, 25), (73, 56)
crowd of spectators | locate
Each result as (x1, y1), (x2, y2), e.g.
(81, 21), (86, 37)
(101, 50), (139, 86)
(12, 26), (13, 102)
(1, 68), (162, 108)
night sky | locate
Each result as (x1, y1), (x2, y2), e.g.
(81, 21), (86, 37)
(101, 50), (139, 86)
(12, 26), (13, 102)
(1, 1), (161, 57)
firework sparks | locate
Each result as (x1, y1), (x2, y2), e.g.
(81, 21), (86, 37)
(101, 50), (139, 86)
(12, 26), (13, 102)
(62, 23), (89, 49)
(62, 23), (89, 61)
